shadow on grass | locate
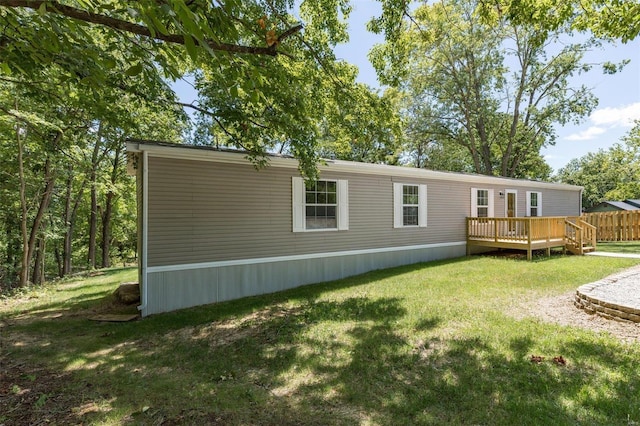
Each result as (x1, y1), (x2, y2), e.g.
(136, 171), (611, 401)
(597, 241), (640, 254)
(473, 248), (571, 262)
(74, 310), (637, 425)
(3, 259), (640, 424)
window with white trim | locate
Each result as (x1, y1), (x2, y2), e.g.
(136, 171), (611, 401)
(526, 191), (542, 217)
(393, 183), (427, 228)
(305, 180), (337, 229)
(471, 188), (494, 218)
(292, 177), (348, 232)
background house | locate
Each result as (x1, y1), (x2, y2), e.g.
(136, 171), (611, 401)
(127, 141), (583, 316)
(585, 200), (640, 213)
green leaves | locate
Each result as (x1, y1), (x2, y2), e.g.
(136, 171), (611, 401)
(373, 0), (598, 179)
(485, 0), (640, 43)
(125, 63), (143, 76)
(557, 125), (640, 207)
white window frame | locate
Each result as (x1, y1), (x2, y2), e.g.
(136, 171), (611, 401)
(526, 191), (542, 217)
(471, 188), (494, 218)
(292, 177), (349, 232)
(393, 183), (427, 228)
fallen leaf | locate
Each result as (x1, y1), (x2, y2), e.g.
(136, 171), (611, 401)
(530, 355), (544, 363)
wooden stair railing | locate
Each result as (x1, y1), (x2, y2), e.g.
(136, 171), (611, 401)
(578, 219), (597, 252)
(565, 219), (583, 255)
(564, 218), (597, 255)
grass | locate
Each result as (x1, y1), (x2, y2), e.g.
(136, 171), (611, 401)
(2, 256), (640, 425)
(597, 241), (640, 254)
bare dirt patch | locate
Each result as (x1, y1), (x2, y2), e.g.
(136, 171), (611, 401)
(0, 356), (89, 425)
(510, 290), (640, 343)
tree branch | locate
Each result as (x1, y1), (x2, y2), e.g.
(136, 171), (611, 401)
(0, 0), (303, 56)
(178, 101), (268, 130)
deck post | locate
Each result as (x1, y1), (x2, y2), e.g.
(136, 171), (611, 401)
(527, 219), (532, 260)
(465, 218), (470, 256)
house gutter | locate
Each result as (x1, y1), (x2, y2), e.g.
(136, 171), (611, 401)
(137, 150), (149, 315)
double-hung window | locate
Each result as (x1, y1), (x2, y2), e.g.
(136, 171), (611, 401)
(471, 188), (494, 218)
(292, 177), (348, 232)
(393, 183), (427, 228)
(305, 180), (337, 229)
(526, 191), (542, 217)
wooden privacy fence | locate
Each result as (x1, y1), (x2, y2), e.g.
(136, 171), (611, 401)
(582, 210), (640, 241)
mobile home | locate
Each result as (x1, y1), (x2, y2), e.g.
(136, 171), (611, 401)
(127, 141), (583, 316)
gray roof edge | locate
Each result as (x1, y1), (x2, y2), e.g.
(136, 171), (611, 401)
(126, 140), (584, 192)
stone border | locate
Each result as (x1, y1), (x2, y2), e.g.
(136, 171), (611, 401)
(575, 270), (640, 323)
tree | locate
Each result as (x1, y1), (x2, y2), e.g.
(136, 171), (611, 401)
(0, 0), (383, 177)
(182, 6), (402, 176)
(370, 0), (598, 179)
(478, 0), (640, 43)
(556, 123), (640, 208)
(0, 54), (184, 286)
(0, 0), (406, 288)
(315, 86), (403, 164)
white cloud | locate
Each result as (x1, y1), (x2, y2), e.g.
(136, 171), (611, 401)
(590, 102), (640, 127)
(565, 126), (606, 141)
(564, 103), (640, 141)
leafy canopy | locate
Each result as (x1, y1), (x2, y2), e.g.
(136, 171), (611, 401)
(556, 122), (640, 208)
(369, 0), (598, 178)
(0, 0), (401, 178)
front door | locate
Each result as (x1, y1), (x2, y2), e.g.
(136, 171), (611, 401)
(506, 190), (517, 233)
(507, 191), (516, 218)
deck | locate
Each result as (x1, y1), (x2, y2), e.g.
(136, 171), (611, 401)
(466, 217), (596, 260)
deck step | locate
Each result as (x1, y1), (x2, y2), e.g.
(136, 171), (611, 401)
(564, 244), (596, 255)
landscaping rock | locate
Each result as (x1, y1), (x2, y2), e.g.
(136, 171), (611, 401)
(114, 282), (140, 304)
(574, 266), (640, 323)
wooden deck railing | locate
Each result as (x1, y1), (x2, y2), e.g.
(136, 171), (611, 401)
(467, 216), (595, 260)
(467, 217), (566, 243)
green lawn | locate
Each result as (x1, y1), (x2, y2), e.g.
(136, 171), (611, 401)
(2, 256), (640, 425)
(597, 240), (640, 254)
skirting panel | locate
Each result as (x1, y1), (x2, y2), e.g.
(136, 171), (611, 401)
(142, 243), (466, 316)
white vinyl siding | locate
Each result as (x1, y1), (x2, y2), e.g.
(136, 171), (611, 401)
(471, 188), (494, 218)
(393, 183), (427, 228)
(292, 177), (348, 232)
(526, 191), (542, 217)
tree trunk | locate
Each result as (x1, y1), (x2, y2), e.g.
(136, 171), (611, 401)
(32, 236), (45, 285)
(87, 124), (104, 270)
(61, 165), (87, 277)
(55, 243), (63, 278)
(100, 197), (112, 268)
(100, 143), (122, 268)
(18, 124), (30, 287)
(88, 174), (98, 269)
(25, 153), (57, 284)
(18, 140), (57, 286)
(4, 220), (15, 284)
(62, 166), (73, 276)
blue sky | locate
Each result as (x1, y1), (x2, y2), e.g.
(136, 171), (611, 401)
(334, 1), (640, 173)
